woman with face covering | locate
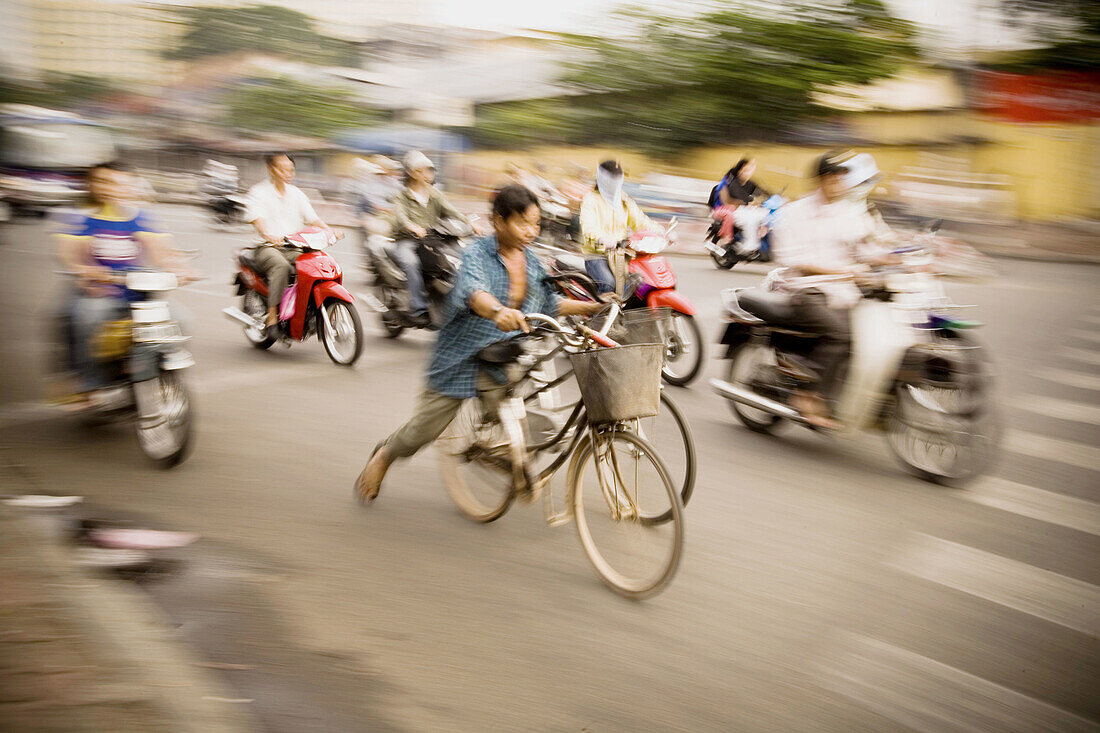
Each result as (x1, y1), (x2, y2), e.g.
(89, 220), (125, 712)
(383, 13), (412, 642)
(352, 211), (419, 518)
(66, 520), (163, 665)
(579, 160), (655, 294)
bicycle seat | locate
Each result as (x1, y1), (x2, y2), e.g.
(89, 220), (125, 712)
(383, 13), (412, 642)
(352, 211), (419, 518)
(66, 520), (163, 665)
(736, 288), (795, 324)
(477, 339), (524, 364)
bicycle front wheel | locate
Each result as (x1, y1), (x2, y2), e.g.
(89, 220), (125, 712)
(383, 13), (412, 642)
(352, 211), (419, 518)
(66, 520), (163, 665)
(569, 429), (683, 599)
(436, 400), (515, 523)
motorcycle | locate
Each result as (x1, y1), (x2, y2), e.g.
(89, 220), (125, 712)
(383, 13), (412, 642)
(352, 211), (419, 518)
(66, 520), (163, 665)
(59, 269), (196, 468)
(223, 227), (364, 366)
(361, 218), (474, 338)
(201, 176), (246, 226)
(705, 192), (786, 269)
(709, 237), (1000, 485)
(537, 192), (579, 250)
(546, 224), (705, 387)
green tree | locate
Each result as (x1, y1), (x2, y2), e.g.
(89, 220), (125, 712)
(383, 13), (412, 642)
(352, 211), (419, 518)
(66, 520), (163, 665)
(998, 0), (1100, 69)
(223, 76), (378, 137)
(163, 4), (358, 66)
(476, 1), (918, 155)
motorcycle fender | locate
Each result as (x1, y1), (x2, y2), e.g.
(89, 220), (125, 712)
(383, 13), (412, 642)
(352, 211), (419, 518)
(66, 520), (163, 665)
(646, 289), (697, 316)
(313, 281), (355, 307)
(719, 322), (751, 358)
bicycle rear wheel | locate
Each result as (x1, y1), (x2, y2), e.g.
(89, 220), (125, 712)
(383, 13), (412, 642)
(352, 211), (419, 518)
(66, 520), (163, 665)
(629, 391), (696, 522)
(436, 400), (515, 523)
(569, 429), (683, 599)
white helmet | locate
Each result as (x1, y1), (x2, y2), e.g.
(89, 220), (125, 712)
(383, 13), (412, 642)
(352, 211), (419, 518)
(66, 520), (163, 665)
(844, 153), (880, 188)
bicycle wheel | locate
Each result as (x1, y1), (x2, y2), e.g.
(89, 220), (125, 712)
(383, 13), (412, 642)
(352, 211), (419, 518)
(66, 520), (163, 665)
(628, 392), (696, 522)
(569, 429), (683, 599)
(436, 400), (515, 523)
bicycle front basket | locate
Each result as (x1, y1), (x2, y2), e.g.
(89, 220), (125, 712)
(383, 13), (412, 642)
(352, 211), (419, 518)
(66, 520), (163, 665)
(587, 306), (671, 348)
(568, 342), (664, 424)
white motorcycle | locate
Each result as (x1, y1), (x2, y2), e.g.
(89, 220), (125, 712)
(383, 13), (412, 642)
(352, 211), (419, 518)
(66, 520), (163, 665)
(710, 241), (1000, 484)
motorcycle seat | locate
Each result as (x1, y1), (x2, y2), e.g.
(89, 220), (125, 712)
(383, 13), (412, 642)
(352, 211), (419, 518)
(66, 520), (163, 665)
(736, 288), (796, 324)
(238, 248), (295, 284)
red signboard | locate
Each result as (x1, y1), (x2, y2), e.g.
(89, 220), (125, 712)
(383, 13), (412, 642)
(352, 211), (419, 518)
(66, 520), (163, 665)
(974, 70), (1100, 123)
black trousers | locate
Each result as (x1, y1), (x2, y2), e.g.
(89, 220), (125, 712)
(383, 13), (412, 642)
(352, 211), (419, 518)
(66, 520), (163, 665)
(789, 289), (851, 400)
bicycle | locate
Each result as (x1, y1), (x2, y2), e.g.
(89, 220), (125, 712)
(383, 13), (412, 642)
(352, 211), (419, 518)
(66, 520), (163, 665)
(435, 313), (684, 599)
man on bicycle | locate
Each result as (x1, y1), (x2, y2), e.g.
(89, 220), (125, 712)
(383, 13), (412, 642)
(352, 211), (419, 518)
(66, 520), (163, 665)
(355, 185), (602, 504)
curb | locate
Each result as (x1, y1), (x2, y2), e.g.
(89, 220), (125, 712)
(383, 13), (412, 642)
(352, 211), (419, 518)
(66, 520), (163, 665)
(0, 506), (257, 732)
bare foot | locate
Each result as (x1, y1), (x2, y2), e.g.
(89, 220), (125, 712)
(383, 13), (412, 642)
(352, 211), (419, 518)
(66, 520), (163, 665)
(354, 444), (390, 505)
(790, 391), (840, 431)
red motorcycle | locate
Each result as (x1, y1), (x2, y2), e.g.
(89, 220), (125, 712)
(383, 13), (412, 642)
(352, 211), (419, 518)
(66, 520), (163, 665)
(223, 228), (364, 366)
(543, 224), (703, 386)
(621, 227), (703, 386)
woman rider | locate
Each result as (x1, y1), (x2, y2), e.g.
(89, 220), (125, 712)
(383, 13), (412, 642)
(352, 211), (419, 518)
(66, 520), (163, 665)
(579, 160), (656, 294)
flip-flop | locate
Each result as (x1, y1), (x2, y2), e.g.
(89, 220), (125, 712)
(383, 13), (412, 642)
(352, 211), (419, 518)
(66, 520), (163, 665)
(354, 443), (385, 505)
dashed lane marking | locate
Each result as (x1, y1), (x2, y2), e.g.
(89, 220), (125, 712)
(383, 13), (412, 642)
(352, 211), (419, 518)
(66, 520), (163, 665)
(889, 533), (1100, 637)
(1010, 394), (1100, 425)
(814, 632), (1100, 733)
(1061, 347), (1100, 366)
(964, 477), (1100, 536)
(1037, 368), (1100, 392)
(1005, 430), (1100, 472)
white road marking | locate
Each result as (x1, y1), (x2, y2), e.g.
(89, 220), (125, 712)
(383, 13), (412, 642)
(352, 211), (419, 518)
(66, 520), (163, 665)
(1006, 429), (1100, 472)
(1068, 329), (1100, 344)
(814, 632), (1100, 733)
(1010, 394), (1100, 425)
(964, 477), (1100, 536)
(890, 533), (1100, 637)
(1061, 347), (1100, 366)
(1037, 368), (1100, 392)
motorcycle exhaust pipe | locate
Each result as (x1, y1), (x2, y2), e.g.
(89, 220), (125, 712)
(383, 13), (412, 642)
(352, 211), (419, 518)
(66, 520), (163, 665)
(222, 307), (265, 331)
(709, 378), (805, 423)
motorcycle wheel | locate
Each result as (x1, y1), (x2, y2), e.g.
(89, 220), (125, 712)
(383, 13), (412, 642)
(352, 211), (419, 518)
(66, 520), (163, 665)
(242, 291), (275, 350)
(726, 343), (784, 433)
(134, 370), (193, 469)
(710, 250), (735, 270)
(661, 312), (704, 387)
(318, 299), (363, 366)
(886, 383), (1002, 486)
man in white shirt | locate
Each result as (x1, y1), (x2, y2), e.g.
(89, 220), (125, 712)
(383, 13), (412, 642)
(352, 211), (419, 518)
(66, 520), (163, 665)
(770, 151), (895, 428)
(245, 153), (334, 332)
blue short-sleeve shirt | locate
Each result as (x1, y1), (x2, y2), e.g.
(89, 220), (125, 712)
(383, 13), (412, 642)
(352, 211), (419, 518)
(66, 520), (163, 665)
(427, 235), (561, 399)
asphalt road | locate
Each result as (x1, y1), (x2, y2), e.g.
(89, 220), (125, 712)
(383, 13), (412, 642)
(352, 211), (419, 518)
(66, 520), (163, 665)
(1, 206), (1098, 732)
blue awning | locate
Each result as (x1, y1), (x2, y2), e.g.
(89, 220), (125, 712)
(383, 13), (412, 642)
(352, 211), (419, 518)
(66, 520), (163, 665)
(333, 127), (469, 155)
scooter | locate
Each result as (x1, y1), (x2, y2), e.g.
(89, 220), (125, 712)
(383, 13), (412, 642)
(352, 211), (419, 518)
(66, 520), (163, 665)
(58, 269), (196, 468)
(545, 223), (704, 387)
(360, 218), (473, 338)
(709, 240), (1000, 485)
(705, 192), (786, 269)
(223, 227), (364, 366)
(621, 224), (704, 386)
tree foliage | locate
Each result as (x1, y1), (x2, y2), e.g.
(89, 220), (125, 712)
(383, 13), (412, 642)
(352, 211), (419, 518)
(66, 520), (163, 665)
(474, 1), (918, 155)
(163, 4), (358, 66)
(0, 74), (120, 109)
(998, 0), (1100, 70)
(223, 76), (378, 137)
